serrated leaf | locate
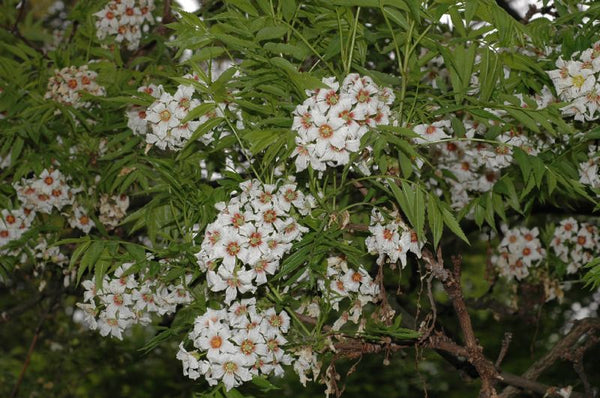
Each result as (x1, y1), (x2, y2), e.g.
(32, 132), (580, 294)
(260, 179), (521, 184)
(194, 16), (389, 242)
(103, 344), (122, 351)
(442, 208), (469, 244)
(427, 194), (443, 248)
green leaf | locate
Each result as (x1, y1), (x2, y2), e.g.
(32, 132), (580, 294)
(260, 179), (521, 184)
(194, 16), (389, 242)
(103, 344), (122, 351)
(77, 240), (104, 286)
(251, 376), (280, 392)
(583, 258), (600, 289)
(441, 207), (469, 244)
(479, 47), (499, 102)
(181, 102), (216, 124)
(427, 194), (443, 248)
(256, 26), (289, 41)
(225, 0), (259, 16)
(281, 0), (297, 21)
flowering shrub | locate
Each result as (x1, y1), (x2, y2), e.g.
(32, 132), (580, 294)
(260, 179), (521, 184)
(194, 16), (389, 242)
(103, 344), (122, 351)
(2, 1), (600, 397)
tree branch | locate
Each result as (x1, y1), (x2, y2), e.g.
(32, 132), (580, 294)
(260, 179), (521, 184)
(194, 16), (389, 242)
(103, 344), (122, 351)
(0, 293), (45, 323)
(9, 296), (58, 398)
(497, 372), (584, 398)
(11, 0), (27, 34)
(423, 249), (499, 398)
(500, 317), (600, 398)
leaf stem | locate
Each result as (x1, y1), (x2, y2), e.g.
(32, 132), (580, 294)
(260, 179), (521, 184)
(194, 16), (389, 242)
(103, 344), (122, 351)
(346, 6), (361, 75)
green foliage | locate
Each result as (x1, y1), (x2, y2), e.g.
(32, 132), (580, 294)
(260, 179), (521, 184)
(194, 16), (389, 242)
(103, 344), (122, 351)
(1, 0), (600, 397)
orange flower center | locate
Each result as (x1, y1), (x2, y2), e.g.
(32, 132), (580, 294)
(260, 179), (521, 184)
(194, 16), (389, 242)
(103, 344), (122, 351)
(159, 109), (171, 122)
(319, 124), (334, 139)
(210, 335), (223, 349)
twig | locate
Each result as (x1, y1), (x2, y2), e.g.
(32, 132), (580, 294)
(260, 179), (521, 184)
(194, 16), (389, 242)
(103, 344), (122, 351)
(0, 294), (44, 323)
(497, 372), (585, 398)
(11, 0), (27, 34)
(562, 334), (598, 398)
(417, 271), (436, 343)
(499, 318), (600, 398)
(572, 360), (593, 398)
(9, 300), (54, 398)
(495, 332), (512, 368)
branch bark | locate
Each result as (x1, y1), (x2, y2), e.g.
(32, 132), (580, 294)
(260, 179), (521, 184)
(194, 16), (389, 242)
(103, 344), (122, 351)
(423, 249), (499, 398)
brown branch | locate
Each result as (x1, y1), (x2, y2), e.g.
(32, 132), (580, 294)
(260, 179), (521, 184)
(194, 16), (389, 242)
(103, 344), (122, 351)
(562, 334), (598, 398)
(424, 330), (586, 398)
(497, 372), (585, 398)
(520, 318), (599, 380)
(11, 0), (27, 33)
(9, 298), (57, 398)
(294, 312), (408, 357)
(343, 223), (369, 232)
(352, 181), (369, 198)
(500, 317), (600, 398)
(0, 293), (45, 323)
(572, 360), (592, 398)
(495, 332), (512, 369)
(422, 249), (499, 398)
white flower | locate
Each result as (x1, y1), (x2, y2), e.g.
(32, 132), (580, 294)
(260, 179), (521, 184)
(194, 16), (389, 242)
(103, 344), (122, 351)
(197, 321), (236, 359)
(207, 264), (255, 304)
(413, 120), (451, 144)
(69, 206), (95, 233)
(209, 353), (253, 391)
(176, 343), (207, 380)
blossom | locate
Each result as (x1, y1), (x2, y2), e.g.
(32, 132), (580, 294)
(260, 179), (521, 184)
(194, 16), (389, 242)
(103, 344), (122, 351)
(548, 42), (600, 121)
(44, 65), (105, 108)
(76, 258), (192, 339)
(413, 120), (451, 143)
(179, 302), (292, 389)
(494, 225), (545, 280)
(14, 168), (76, 214)
(365, 209), (422, 267)
(291, 74), (394, 172)
(196, 178), (314, 300)
(208, 353), (253, 391)
(68, 205), (95, 233)
(94, 0), (156, 50)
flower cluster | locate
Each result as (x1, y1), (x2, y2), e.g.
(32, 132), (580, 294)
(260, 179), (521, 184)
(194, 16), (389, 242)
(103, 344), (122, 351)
(292, 74), (395, 172)
(317, 256), (379, 331)
(196, 179), (315, 304)
(77, 262), (192, 340)
(494, 225), (546, 280)
(98, 194), (129, 229)
(94, 0), (155, 50)
(365, 209), (423, 267)
(177, 300), (291, 390)
(548, 41), (600, 121)
(415, 113), (547, 210)
(14, 168), (77, 214)
(44, 65), (105, 108)
(550, 217), (600, 274)
(579, 144), (600, 190)
(0, 208), (35, 249)
(127, 82), (229, 151)
(30, 235), (72, 288)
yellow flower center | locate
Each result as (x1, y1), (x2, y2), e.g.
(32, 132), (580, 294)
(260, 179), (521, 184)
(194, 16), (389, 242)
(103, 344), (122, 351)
(572, 74), (585, 88)
(159, 109), (171, 122)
